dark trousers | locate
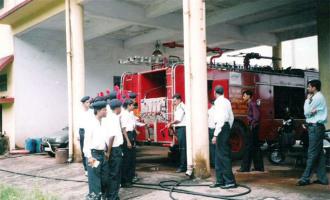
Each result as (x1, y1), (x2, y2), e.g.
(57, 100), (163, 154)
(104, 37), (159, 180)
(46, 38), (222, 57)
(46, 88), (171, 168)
(215, 123), (236, 185)
(240, 125), (264, 171)
(300, 124), (329, 184)
(79, 128), (87, 171)
(209, 128), (215, 167)
(87, 150), (109, 199)
(108, 147), (123, 200)
(122, 131), (137, 184)
(176, 126), (187, 170)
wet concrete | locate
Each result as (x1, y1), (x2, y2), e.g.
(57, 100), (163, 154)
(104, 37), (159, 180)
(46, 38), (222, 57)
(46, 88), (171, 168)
(0, 146), (329, 200)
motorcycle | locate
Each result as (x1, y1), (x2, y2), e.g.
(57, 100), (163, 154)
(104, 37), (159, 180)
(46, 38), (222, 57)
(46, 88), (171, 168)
(268, 118), (330, 166)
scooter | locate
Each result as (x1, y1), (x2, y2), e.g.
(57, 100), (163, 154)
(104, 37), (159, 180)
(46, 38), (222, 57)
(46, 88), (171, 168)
(268, 118), (330, 167)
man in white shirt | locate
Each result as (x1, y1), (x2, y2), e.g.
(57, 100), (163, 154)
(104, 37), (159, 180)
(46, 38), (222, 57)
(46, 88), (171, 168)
(121, 99), (145, 187)
(83, 101), (108, 199)
(210, 85), (236, 189)
(78, 96), (93, 175)
(103, 99), (124, 200)
(166, 93), (187, 173)
(208, 100), (216, 167)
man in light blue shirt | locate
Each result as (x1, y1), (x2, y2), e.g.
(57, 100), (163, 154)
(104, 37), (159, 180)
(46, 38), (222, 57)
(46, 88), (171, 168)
(297, 79), (329, 186)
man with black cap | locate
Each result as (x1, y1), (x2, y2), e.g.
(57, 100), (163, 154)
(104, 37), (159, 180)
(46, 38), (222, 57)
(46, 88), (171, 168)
(210, 85), (236, 189)
(166, 93), (187, 173)
(83, 101), (109, 199)
(103, 99), (124, 199)
(121, 99), (146, 187)
(78, 96), (93, 176)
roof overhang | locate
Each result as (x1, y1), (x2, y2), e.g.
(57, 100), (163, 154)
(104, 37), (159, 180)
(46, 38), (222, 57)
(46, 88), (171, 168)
(0, 0), (65, 34)
(0, 55), (14, 72)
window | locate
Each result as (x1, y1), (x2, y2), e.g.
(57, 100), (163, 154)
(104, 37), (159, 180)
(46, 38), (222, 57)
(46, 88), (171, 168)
(274, 86), (305, 119)
(0, 0), (4, 10)
(0, 74), (7, 92)
(113, 76), (121, 87)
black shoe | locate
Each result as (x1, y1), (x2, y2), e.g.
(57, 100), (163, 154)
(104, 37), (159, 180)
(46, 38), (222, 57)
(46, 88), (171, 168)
(209, 183), (224, 188)
(176, 168), (186, 173)
(252, 168), (264, 172)
(220, 184), (237, 189)
(312, 180), (329, 185)
(121, 183), (133, 188)
(296, 180), (310, 186)
(236, 169), (250, 173)
(132, 176), (139, 183)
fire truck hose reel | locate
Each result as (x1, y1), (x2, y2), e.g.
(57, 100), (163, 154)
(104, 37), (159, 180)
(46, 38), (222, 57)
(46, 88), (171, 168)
(0, 167), (252, 199)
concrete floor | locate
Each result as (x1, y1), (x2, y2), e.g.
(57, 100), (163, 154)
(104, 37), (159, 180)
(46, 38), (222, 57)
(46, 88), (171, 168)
(0, 146), (329, 200)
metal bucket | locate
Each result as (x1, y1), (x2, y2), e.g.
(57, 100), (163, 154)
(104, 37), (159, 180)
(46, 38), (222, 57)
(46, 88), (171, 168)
(55, 148), (68, 164)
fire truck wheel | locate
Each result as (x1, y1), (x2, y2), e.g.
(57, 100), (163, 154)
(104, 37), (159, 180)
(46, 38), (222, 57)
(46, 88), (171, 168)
(230, 121), (248, 160)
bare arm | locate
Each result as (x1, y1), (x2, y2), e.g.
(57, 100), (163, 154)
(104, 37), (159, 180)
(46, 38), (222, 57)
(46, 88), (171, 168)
(105, 136), (115, 161)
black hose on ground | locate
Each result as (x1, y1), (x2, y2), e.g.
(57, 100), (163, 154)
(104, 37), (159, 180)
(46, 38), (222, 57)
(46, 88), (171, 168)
(0, 168), (251, 200)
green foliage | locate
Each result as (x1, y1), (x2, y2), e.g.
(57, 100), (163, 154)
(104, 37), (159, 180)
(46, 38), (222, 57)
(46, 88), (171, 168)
(0, 184), (58, 200)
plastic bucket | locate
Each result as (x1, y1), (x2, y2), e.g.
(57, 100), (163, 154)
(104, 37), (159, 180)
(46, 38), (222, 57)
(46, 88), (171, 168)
(25, 138), (36, 153)
(55, 148), (68, 164)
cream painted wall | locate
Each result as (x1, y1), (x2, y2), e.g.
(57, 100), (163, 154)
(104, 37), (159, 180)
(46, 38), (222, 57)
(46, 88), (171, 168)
(0, 24), (15, 149)
(13, 28), (150, 147)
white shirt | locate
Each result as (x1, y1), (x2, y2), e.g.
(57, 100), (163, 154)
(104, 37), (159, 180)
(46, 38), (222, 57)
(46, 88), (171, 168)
(121, 109), (135, 132)
(174, 102), (186, 127)
(121, 109), (145, 132)
(83, 116), (106, 159)
(103, 111), (124, 148)
(214, 95), (234, 136)
(208, 106), (216, 129)
(78, 108), (93, 129)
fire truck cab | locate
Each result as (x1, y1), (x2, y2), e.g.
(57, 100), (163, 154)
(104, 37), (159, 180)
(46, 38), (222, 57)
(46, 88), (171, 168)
(122, 61), (318, 159)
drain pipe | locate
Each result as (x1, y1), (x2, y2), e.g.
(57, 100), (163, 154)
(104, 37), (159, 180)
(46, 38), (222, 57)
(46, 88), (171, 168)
(65, 0), (74, 163)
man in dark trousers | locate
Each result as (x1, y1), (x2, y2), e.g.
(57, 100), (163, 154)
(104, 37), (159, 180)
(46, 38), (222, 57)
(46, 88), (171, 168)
(78, 96), (93, 176)
(166, 94), (187, 173)
(210, 86), (236, 189)
(297, 80), (329, 186)
(104, 99), (124, 199)
(238, 90), (264, 172)
(83, 101), (109, 199)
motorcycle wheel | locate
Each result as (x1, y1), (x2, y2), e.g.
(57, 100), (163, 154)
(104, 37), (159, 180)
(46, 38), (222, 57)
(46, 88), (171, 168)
(268, 149), (286, 165)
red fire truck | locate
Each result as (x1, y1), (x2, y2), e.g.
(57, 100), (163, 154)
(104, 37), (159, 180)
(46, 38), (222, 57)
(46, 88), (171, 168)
(119, 52), (318, 159)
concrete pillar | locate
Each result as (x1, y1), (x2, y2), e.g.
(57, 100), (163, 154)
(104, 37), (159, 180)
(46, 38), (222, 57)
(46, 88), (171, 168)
(317, 0), (330, 129)
(183, 0), (210, 178)
(65, 0), (85, 161)
(272, 42), (282, 70)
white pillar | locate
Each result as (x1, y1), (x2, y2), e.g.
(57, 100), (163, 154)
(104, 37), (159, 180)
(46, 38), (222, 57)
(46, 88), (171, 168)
(272, 42), (282, 70)
(183, 0), (210, 178)
(65, 0), (85, 161)
(317, 0), (330, 129)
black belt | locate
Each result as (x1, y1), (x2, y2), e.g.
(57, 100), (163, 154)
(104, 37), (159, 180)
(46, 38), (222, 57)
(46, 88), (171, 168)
(91, 149), (104, 154)
(307, 123), (324, 127)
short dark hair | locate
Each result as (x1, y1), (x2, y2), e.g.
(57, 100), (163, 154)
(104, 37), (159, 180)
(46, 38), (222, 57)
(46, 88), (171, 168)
(308, 79), (321, 91)
(173, 93), (182, 100)
(215, 85), (224, 95)
(123, 99), (134, 109)
(243, 90), (253, 97)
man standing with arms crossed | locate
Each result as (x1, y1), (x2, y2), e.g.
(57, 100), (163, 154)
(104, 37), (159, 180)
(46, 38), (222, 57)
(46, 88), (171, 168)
(297, 80), (329, 186)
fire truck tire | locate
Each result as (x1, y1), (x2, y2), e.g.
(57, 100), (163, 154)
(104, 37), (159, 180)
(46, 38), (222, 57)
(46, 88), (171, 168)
(230, 121), (248, 160)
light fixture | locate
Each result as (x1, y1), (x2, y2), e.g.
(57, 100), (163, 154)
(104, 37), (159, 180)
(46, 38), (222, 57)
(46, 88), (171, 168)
(152, 40), (163, 57)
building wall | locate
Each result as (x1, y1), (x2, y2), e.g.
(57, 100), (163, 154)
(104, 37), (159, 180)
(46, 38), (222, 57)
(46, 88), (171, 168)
(0, 24), (15, 149)
(13, 28), (149, 147)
